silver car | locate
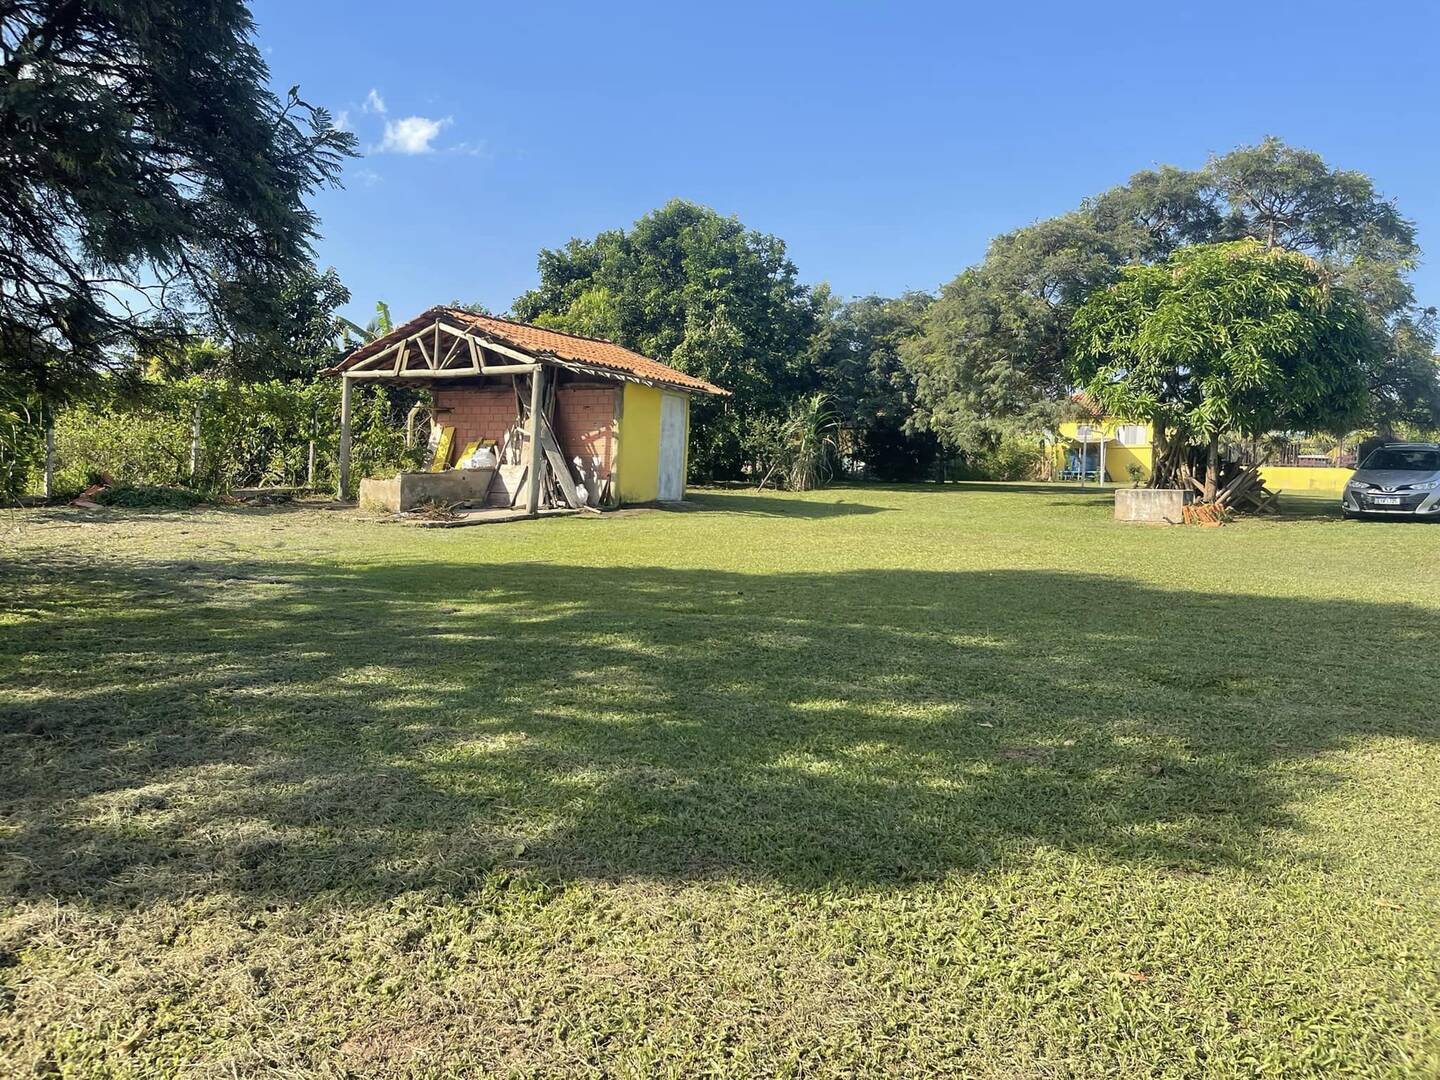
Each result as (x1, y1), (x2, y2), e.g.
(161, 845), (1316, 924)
(1342, 442), (1440, 519)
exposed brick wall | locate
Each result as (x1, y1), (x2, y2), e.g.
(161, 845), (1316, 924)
(554, 384), (617, 482)
(431, 387), (518, 463)
(430, 382), (617, 482)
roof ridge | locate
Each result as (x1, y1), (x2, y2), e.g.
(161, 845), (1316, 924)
(442, 307), (643, 356)
(337, 305), (726, 395)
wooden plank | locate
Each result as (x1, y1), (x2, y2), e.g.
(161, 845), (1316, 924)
(349, 340), (399, 372)
(538, 413), (584, 508)
(340, 367), (534, 380)
(438, 332), (464, 369)
(1215, 464), (1260, 509)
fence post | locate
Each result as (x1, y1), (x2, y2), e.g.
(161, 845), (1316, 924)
(188, 399), (202, 481)
(337, 376), (353, 500)
(41, 401), (55, 499)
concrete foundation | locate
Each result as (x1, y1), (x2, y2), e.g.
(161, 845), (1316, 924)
(358, 468), (497, 513)
(1114, 487), (1191, 524)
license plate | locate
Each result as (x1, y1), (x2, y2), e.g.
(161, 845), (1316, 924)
(1373, 496), (1402, 506)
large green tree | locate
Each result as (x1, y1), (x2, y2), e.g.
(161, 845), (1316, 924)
(512, 199), (818, 479)
(807, 287), (937, 478)
(1070, 240), (1375, 499)
(0, 0), (355, 403)
(902, 211), (1139, 449)
(904, 138), (1437, 451)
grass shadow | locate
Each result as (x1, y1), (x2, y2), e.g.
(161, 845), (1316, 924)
(1, 552), (1433, 907)
(682, 491), (893, 517)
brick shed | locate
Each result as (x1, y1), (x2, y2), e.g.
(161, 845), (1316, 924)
(326, 307), (728, 510)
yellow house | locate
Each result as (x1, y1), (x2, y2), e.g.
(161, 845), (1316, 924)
(1051, 409), (1154, 484)
(1050, 395), (1354, 493)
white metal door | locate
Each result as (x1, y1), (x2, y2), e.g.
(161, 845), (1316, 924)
(657, 393), (686, 501)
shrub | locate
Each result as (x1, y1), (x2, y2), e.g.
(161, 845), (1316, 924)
(94, 484), (207, 509)
(754, 394), (840, 491)
(982, 437), (1044, 481)
(0, 380), (44, 505)
(41, 376), (423, 495)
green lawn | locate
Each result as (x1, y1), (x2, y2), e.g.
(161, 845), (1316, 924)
(2, 484), (1437, 1077)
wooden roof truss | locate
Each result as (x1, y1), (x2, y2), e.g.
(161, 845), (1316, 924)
(343, 318), (540, 380)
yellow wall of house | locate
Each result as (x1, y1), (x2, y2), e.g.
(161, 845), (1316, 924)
(1056, 416), (1353, 492)
(1259, 465), (1353, 493)
(1054, 418), (1154, 483)
(617, 383), (662, 503)
(1102, 444), (1154, 484)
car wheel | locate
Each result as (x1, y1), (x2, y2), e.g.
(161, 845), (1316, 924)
(1342, 508), (1359, 520)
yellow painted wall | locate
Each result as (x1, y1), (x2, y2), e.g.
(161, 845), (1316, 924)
(1054, 418), (1154, 483)
(617, 383), (662, 503)
(1102, 444), (1154, 483)
(1260, 465), (1352, 493)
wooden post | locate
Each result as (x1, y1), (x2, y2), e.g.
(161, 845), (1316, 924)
(525, 365), (545, 515)
(42, 403), (55, 499)
(337, 375), (353, 501)
(1099, 436), (1107, 485)
(188, 401), (202, 481)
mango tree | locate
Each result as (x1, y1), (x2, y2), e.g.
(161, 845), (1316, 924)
(1068, 240), (1376, 501)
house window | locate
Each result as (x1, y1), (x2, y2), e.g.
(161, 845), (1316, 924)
(1116, 424), (1147, 446)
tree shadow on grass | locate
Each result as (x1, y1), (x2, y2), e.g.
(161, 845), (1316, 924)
(682, 491), (894, 517)
(0, 551), (1433, 908)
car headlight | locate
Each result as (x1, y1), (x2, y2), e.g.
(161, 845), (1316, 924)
(1347, 480), (1372, 490)
(1410, 481), (1439, 491)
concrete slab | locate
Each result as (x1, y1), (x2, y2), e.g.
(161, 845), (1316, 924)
(1115, 487), (1191, 524)
(358, 469), (497, 513)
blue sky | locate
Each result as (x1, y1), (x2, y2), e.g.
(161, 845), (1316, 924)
(251, 0), (1440, 325)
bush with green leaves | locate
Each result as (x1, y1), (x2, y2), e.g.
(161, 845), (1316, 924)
(934, 437), (1044, 483)
(1, 379), (44, 504)
(754, 393), (840, 491)
(41, 376), (422, 495)
(94, 485), (208, 509)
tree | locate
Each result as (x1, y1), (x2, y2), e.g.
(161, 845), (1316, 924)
(1208, 138), (1416, 261)
(0, 0), (355, 404)
(1069, 240), (1375, 500)
(905, 139), (1439, 449)
(902, 210), (1138, 451)
(807, 288), (937, 478)
(226, 265), (352, 380)
(512, 199), (818, 478)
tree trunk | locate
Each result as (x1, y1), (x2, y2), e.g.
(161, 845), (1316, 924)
(1149, 420), (1185, 489)
(1150, 421), (1167, 488)
(1204, 432), (1220, 504)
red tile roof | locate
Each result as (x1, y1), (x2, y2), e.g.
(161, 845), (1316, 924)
(1070, 390), (1107, 419)
(332, 306), (728, 396)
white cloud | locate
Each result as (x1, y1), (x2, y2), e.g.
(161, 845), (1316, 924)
(378, 115), (449, 155)
(335, 109), (351, 132)
(352, 167), (382, 187)
(363, 88), (387, 114)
